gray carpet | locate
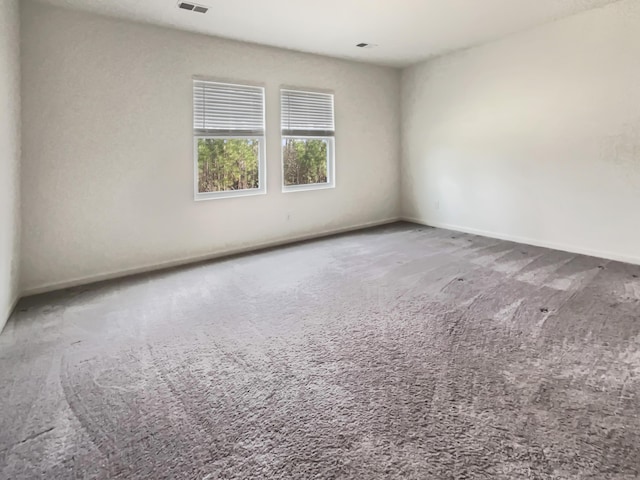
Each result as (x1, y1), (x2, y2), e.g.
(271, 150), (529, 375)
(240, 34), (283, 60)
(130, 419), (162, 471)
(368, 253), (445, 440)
(1, 223), (640, 479)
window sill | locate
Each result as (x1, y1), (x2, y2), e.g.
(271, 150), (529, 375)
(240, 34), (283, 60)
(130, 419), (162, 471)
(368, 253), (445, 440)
(282, 183), (335, 194)
(195, 188), (266, 201)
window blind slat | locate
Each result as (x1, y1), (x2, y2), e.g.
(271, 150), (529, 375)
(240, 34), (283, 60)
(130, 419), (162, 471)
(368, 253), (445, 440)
(281, 89), (335, 136)
(193, 80), (265, 135)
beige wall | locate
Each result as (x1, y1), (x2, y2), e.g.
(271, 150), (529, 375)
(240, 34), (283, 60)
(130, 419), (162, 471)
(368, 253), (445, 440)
(20, 1), (401, 294)
(402, 0), (640, 264)
(0, 0), (21, 330)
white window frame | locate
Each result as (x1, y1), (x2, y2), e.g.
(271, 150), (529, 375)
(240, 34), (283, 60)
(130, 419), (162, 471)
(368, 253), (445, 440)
(193, 79), (267, 201)
(193, 135), (266, 201)
(280, 88), (336, 193)
(281, 136), (335, 193)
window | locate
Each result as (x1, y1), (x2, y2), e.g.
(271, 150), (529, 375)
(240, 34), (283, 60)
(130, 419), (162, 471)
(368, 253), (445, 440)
(281, 88), (335, 191)
(193, 79), (266, 200)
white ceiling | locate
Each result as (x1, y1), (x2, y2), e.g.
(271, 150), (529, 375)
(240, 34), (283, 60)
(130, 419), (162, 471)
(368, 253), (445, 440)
(37, 0), (620, 67)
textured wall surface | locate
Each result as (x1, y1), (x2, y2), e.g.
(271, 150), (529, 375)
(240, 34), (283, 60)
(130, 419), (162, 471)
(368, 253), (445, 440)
(402, 0), (640, 264)
(0, 0), (21, 331)
(20, 1), (401, 294)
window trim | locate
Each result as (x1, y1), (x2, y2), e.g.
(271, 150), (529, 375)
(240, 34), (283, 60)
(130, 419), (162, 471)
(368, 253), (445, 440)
(193, 135), (267, 201)
(281, 135), (335, 193)
(192, 78), (267, 201)
(280, 87), (336, 193)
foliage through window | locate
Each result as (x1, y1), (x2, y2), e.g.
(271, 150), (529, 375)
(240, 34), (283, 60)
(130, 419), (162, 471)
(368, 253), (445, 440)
(197, 139), (259, 192)
(281, 89), (335, 190)
(283, 138), (329, 186)
(193, 80), (265, 199)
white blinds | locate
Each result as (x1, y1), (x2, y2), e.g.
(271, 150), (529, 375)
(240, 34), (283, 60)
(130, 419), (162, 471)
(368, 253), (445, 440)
(281, 89), (335, 137)
(193, 80), (265, 136)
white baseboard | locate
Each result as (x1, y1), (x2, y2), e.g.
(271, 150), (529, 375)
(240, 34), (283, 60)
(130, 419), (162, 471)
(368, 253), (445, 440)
(21, 217), (402, 297)
(402, 216), (640, 266)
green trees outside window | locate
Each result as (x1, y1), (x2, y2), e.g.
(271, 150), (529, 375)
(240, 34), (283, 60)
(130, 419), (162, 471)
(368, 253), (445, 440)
(197, 138), (260, 193)
(197, 137), (330, 193)
(282, 138), (329, 186)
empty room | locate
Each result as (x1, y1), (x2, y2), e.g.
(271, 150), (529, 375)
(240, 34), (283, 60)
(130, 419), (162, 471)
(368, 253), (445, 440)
(1, 0), (639, 478)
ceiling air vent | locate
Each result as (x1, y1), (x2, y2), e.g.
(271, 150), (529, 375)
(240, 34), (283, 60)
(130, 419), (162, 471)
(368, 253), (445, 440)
(178, 2), (208, 13)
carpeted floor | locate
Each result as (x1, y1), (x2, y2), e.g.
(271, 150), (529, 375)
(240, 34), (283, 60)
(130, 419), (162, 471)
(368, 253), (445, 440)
(1, 222), (639, 479)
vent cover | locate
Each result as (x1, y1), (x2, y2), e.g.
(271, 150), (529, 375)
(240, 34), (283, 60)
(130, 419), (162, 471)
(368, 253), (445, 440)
(178, 2), (208, 13)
